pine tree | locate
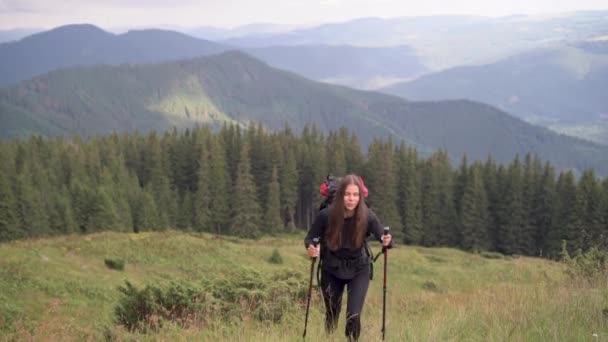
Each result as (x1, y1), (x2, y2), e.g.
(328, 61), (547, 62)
(14, 163), (48, 237)
(420, 153), (441, 247)
(602, 178), (608, 248)
(399, 145), (423, 244)
(230, 141), (262, 238)
(193, 145), (212, 232)
(88, 186), (119, 232)
(453, 154), (469, 222)
(107, 154), (134, 232)
(297, 124), (327, 229)
(0, 167), (18, 241)
(48, 188), (77, 235)
(263, 166), (283, 235)
(460, 165), (490, 252)
(577, 169), (604, 250)
(220, 123), (242, 186)
(207, 135), (231, 235)
(420, 150), (457, 247)
(519, 153), (538, 255)
(364, 139), (401, 238)
(496, 156), (524, 255)
(326, 131), (347, 176)
(551, 171), (583, 256)
(144, 132), (173, 228)
(133, 189), (162, 232)
(346, 132), (365, 175)
(249, 122), (272, 209)
(177, 192), (193, 230)
(98, 167), (131, 232)
(482, 156), (499, 251)
(533, 162), (557, 258)
(280, 142), (299, 231)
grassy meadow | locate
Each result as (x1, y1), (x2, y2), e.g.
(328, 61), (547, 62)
(0, 231), (607, 341)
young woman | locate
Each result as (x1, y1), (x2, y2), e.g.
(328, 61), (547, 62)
(304, 174), (393, 341)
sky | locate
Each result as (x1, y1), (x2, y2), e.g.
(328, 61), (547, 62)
(1, 0), (608, 30)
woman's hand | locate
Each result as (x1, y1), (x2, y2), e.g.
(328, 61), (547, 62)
(383, 233), (392, 247)
(307, 244), (320, 258)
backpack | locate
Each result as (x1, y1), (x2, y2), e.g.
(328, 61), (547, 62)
(316, 175), (379, 284)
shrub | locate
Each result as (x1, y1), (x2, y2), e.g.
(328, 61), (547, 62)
(561, 240), (608, 282)
(104, 258), (125, 271)
(114, 269), (306, 332)
(268, 248), (283, 264)
(422, 281), (440, 292)
(480, 251), (504, 259)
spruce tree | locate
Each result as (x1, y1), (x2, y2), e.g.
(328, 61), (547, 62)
(399, 146), (423, 244)
(346, 132), (365, 175)
(519, 153), (538, 255)
(577, 169), (604, 250)
(207, 135), (231, 235)
(249, 122), (272, 209)
(144, 132), (173, 228)
(482, 156), (499, 251)
(453, 154), (469, 223)
(552, 171), (583, 257)
(280, 143), (299, 231)
(0, 167), (18, 241)
(193, 146), (212, 232)
(14, 163), (48, 237)
(534, 163), (557, 258)
(460, 165), (490, 252)
(326, 131), (347, 176)
(88, 187), (119, 231)
(364, 139), (401, 238)
(134, 189), (162, 232)
(496, 156), (524, 255)
(263, 166), (283, 235)
(177, 192), (193, 230)
(230, 141), (262, 238)
(431, 150), (457, 246)
(420, 154), (441, 247)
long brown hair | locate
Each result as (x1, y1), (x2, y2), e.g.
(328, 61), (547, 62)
(326, 175), (368, 251)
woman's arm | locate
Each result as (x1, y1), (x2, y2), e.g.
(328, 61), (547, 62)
(304, 208), (327, 248)
(368, 208), (394, 248)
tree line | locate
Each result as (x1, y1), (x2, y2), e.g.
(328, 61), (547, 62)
(1, 123), (607, 259)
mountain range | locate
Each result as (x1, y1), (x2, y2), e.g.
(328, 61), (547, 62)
(2, 51), (608, 175)
(0, 24), (426, 90)
(221, 12), (608, 70)
(382, 42), (608, 144)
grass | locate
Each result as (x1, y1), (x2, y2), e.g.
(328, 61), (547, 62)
(0, 230), (607, 341)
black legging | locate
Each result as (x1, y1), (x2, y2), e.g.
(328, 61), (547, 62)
(320, 266), (370, 341)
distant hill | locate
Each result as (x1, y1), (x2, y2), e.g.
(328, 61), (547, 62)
(185, 23), (302, 41)
(223, 12), (608, 70)
(0, 24), (426, 90)
(382, 43), (608, 143)
(0, 24), (229, 86)
(2, 51), (608, 174)
(245, 45), (427, 89)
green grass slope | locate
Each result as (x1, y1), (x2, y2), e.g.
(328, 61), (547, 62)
(1, 231), (606, 341)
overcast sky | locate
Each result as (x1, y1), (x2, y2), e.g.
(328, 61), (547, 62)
(1, 0), (608, 30)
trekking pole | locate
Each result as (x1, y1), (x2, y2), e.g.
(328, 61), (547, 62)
(303, 237), (320, 339)
(381, 227), (389, 341)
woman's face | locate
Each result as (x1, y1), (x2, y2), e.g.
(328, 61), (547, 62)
(343, 184), (360, 212)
